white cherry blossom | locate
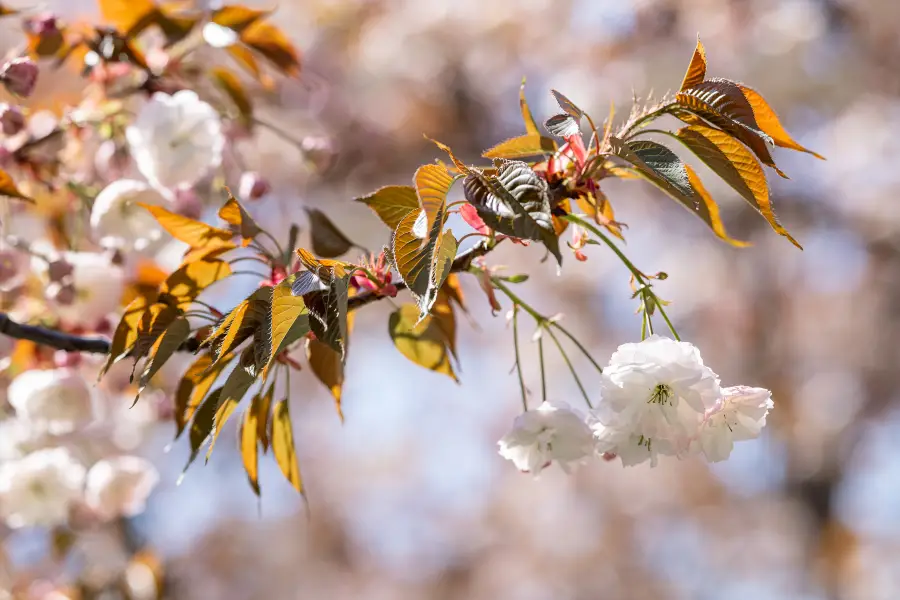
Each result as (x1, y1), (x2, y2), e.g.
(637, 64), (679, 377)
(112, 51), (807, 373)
(498, 401), (594, 475)
(591, 335), (721, 467)
(84, 456), (159, 520)
(0, 448), (86, 528)
(696, 386), (774, 462)
(8, 368), (95, 434)
(90, 179), (170, 252)
(126, 90), (224, 190)
(34, 250), (125, 327)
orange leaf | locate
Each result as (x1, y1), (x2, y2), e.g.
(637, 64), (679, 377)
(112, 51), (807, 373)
(271, 399), (303, 494)
(239, 408), (260, 495)
(482, 134), (556, 160)
(138, 203), (234, 248)
(0, 169), (34, 202)
(680, 36), (706, 91)
(240, 20), (300, 77)
(212, 4), (269, 32)
(684, 165), (750, 248)
(737, 84), (825, 160)
(218, 194), (261, 243)
(306, 339), (344, 421)
(211, 68), (253, 126)
(160, 260), (232, 303)
(519, 78), (539, 135)
(98, 0), (155, 32)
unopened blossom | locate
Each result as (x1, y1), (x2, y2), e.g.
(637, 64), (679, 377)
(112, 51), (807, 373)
(126, 90), (224, 190)
(0, 103), (25, 136)
(498, 401), (595, 475)
(569, 224), (589, 261)
(239, 171), (271, 201)
(0, 447), (86, 528)
(90, 179), (169, 251)
(0, 57), (38, 97)
(301, 135), (337, 172)
(7, 368), (95, 434)
(35, 251), (125, 327)
(0, 248), (27, 291)
(696, 386), (774, 462)
(591, 335), (721, 467)
(84, 456), (159, 520)
(350, 251), (397, 297)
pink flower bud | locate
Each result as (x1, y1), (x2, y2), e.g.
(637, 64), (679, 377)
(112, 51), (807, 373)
(301, 136), (336, 173)
(47, 258), (74, 282)
(238, 171), (271, 201)
(25, 12), (61, 37)
(0, 104), (25, 136)
(0, 57), (39, 98)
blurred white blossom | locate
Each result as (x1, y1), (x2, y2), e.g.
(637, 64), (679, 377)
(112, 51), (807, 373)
(696, 386), (774, 462)
(90, 179), (170, 252)
(498, 401), (594, 475)
(8, 368), (94, 434)
(35, 251), (125, 327)
(85, 456), (159, 520)
(0, 447), (85, 528)
(591, 335), (721, 467)
(126, 90), (224, 190)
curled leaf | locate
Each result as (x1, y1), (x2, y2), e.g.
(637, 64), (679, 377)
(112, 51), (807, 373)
(736, 83), (824, 160)
(680, 36), (707, 91)
(218, 194), (261, 243)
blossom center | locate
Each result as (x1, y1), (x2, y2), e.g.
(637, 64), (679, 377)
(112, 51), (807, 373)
(647, 383), (674, 406)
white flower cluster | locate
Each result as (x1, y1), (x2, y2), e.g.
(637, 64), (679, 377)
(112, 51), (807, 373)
(0, 368), (159, 529)
(498, 336), (773, 474)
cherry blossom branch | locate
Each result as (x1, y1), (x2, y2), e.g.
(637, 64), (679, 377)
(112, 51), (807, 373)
(0, 240), (498, 354)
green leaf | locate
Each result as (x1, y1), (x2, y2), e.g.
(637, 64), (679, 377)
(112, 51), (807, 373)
(676, 78), (786, 178)
(613, 138), (748, 246)
(263, 280), (310, 379)
(389, 304), (458, 381)
(674, 124), (800, 247)
(271, 399), (303, 494)
(306, 208), (354, 258)
(355, 185), (419, 230)
(462, 161), (561, 263)
(482, 134), (556, 159)
(392, 163), (457, 319)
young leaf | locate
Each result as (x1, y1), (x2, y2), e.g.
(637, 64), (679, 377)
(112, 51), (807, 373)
(736, 84), (824, 159)
(210, 287), (272, 365)
(442, 273), (467, 314)
(0, 169), (33, 202)
(432, 289), (458, 360)
(98, 0), (155, 33)
(392, 163), (457, 318)
(291, 269), (326, 296)
(131, 303), (181, 374)
(160, 260), (232, 303)
(271, 399), (303, 494)
(295, 248), (353, 281)
(183, 388), (222, 475)
(389, 304), (458, 382)
(680, 36), (707, 91)
(253, 383), (274, 452)
(0, 4), (19, 16)
(138, 203), (234, 248)
(137, 316), (191, 396)
(676, 78), (787, 178)
(241, 20), (300, 76)
(519, 78), (540, 135)
(212, 67), (254, 125)
(100, 295), (156, 377)
(218, 194), (261, 243)
(180, 238), (237, 264)
(239, 408), (260, 495)
(306, 339), (345, 421)
(306, 208), (354, 258)
(544, 114), (580, 138)
(205, 364), (254, 461)
(304, 274), (349, 357)
(356, 185), (420, 230)
(551, 89), (583, 119)
(675, 124), (800, 247)
(614, 139), (748, 246)
(263, 281), (310, 378)
(461, 161), (561, 264)
(174, 353), (234, 438)
(482, 134), (556, 159)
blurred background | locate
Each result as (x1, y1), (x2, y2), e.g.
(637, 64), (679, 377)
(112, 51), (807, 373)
(4, 0), (900, 598)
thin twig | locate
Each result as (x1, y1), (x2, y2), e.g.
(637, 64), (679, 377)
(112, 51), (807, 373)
(511, 306), (528, 412)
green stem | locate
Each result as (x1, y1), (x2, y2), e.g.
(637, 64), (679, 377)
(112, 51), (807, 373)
(490, 278), (543, 322)
(537, 335), (547, 404)
(259, 230), (286, 262)
(546, 328), (592, 409)
(511, 306), (528, 412)
(552, 323), (604, 374)
(655, 300), (680, 341)
(254, 117), (306, 150)
(566, 214), (646, 283)
(622, 103), (675, 140)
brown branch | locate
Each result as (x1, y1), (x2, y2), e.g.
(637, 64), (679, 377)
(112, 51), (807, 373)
(0, 240), (496, 355)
